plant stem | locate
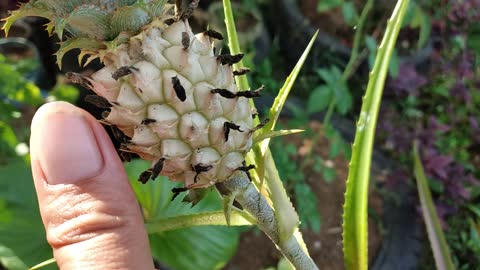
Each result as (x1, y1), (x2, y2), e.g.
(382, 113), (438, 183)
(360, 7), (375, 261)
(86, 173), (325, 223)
(342, 0), (375, 82)
(223, 172), (319, 270)
(303, 0), (375, 164)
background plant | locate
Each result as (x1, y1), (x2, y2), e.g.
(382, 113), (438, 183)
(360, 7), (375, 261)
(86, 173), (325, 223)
(0, 0), (320, 269)
(376, 0), (480, 269)
(1, 0), (479, 269)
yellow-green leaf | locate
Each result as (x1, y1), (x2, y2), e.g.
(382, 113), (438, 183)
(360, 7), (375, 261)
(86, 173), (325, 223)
(342, 1), (410, 269)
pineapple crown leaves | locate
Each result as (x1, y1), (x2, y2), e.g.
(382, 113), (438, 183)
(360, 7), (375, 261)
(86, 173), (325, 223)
(2, 0), (172, 68)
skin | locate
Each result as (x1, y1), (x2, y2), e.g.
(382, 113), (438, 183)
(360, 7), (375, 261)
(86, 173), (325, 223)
(29, 101), (154, 270)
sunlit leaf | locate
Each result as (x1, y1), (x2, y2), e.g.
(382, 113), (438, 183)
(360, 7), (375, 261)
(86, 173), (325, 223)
(253, 129), (304, 145)
(29, 258), (56, 270)
(0, 245), (28, 270)
(0, 160), (55, 270)
(48, 84), (79, 104)
(149, 226), (240, 270)
(0, 121), (18, 155)
(124, 160), (242, 270)
(307, 86), (332, 114)
(342, 1), (410, 269)
(224, 0), (311, 245)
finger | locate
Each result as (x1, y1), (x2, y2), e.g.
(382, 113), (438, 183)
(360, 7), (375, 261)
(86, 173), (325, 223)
(30, 101), (154, 270)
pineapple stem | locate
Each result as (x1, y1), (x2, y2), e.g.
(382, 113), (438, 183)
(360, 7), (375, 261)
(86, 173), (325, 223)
(224, 172), (319, 270)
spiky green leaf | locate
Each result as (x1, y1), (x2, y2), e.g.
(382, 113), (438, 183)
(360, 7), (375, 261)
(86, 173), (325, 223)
(110, 6), (151, 37)
(342, 1), (410, 269)
(223, 193), (236, 226)
(55, 38), (104, 68)
(224, 0), (310, 248)
(66, 5), (110, 40)
(265, 31), (318, 136)
(146, 210), (254, 233)
(29, 258), (57, 270)
(2, 2), (54, 36)
(253, 129), (304, 145)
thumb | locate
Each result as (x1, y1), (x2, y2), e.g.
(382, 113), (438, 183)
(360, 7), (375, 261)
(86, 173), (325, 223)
(30, 101), (154, 270)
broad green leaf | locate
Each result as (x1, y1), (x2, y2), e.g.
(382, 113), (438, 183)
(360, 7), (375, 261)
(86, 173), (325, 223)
(388, 48), (399, 78)
(317, 0), (343, 12)
(427, 178), (444, 194)
(126, 160), (227, 221)
(322, 167), (337, 183)
(149, 226), (240, 270)
(365, 35), (377, 68)
(342, 1), (410, 269)
(467, 23), (480, 55)
(146, 211), (255, 234)
(413, 143), (455, 270)
(418, 12), (431, 49)
(48, 84), (79, 104)
(0, 121), (18, 155)
(335, 84), (353, 115)
(342, 2), (359, 26)
(0, 245), (28, 270)
(0, 53), (42, 109)
(124, 160), (243, 270)
(277, 257), (295, 270)
(0, 160), (56, 270)
(307, 86), (332, 113)
(294, 183), (321, 233)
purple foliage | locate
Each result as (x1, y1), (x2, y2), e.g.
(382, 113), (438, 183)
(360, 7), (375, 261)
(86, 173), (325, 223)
(423, 149), (453, 180)
(387, 64), (428, 97)
(447, 0), (480, 31)
(469, 117), (480, 144)
(450, 81), (471, 104)
(377, 0), (480, 223)
(456, 52), (475, 79)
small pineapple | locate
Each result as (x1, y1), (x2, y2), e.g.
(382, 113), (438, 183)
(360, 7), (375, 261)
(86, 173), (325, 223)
(4, 0), (261, 189)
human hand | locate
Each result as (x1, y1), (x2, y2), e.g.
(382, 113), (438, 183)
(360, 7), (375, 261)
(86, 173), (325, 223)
(29, 101), (154, 270)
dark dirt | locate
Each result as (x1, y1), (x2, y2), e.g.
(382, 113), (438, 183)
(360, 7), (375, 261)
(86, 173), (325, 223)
(225, 121), (383, 270)
(299, 0), (355, 46)
(298, 0), (395, 47)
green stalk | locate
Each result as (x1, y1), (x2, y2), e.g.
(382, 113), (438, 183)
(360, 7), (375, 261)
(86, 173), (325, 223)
(223, 172), (318, 270)
(222, 0), (318, 268)
(342, 1), (410, 269)
(342, 0), (374, 82)
(222, 0), (250, 95)
(304, 0), (374, 163)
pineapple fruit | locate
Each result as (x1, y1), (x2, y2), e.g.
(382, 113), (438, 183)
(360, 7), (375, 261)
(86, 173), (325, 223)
(4, 0), (261, 189)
